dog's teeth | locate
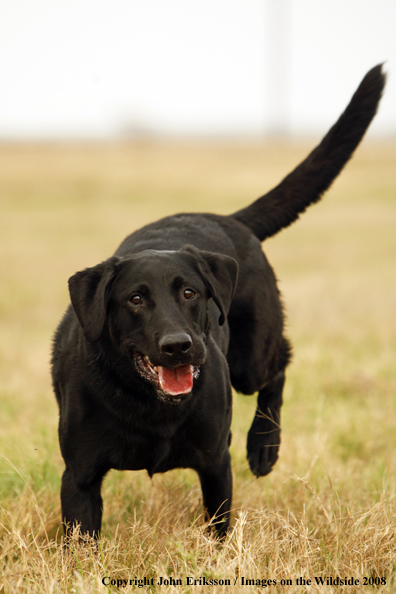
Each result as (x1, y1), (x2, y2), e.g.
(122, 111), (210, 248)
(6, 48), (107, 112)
(154, 367), (158, 372)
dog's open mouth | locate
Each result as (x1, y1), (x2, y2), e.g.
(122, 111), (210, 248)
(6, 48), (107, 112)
(134, 352), (200, 401)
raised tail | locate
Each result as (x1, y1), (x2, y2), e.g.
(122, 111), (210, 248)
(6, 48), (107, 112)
(231, 64), (386, 241)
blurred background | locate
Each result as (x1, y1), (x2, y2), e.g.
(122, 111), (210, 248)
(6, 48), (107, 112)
(0, 0), (395, 140)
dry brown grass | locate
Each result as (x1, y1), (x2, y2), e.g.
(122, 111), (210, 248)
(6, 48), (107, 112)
(0, 139), (395, 592)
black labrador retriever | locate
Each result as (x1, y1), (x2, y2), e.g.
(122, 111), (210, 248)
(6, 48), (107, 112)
(52, 65), (385, 538)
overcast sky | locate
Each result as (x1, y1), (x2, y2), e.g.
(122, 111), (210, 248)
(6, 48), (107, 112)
(0, 0), (395, 139)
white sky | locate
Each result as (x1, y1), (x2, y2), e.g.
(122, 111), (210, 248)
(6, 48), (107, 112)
(0, 0), (395, 139)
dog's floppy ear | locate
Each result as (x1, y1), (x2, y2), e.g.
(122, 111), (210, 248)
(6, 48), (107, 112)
(68, 256), (120, 343)
(181, 245), (238, 325)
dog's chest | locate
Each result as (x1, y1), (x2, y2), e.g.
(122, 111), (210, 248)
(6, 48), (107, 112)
(106, 416), (218, 476)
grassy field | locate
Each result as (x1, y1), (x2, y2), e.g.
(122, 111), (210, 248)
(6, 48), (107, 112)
(0, 139), (395, 593)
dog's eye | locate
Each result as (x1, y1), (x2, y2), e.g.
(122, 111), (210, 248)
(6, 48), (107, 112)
(184, 289), (196, 300)
(130, 294), (142, 305)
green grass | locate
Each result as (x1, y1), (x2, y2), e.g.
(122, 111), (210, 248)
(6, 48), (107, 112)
(0, 139), (395, 592)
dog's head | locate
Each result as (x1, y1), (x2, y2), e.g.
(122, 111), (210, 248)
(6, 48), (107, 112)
(68, 245), (238, 403)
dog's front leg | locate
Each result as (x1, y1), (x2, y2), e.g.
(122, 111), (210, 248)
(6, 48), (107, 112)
(198, 449), (232, 539)
(247, 370), (285, 478)
(61, 467), (104, 539)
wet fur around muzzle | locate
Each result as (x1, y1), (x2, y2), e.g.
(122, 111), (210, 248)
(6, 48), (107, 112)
(52, 65), (385, 539)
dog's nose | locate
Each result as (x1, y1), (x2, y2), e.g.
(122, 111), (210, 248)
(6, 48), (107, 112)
(159, 333), (193, 357)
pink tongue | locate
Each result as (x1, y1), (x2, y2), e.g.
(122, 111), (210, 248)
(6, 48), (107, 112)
(158, 365), (194, 396)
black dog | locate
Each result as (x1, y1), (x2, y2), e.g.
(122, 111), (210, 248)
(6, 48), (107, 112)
(52, 65), (385, 538)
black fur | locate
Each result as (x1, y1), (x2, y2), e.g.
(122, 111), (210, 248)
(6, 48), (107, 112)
(233, 64), (385, 240)
(52, 65), (385, 538)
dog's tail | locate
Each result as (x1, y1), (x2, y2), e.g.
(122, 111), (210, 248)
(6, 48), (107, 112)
(231, 64), (386, 241)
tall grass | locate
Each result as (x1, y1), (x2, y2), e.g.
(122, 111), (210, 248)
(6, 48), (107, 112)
(1, 140), (395, 592)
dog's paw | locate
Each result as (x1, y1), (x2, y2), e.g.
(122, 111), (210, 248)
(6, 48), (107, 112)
(247, 417), (280, 478)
